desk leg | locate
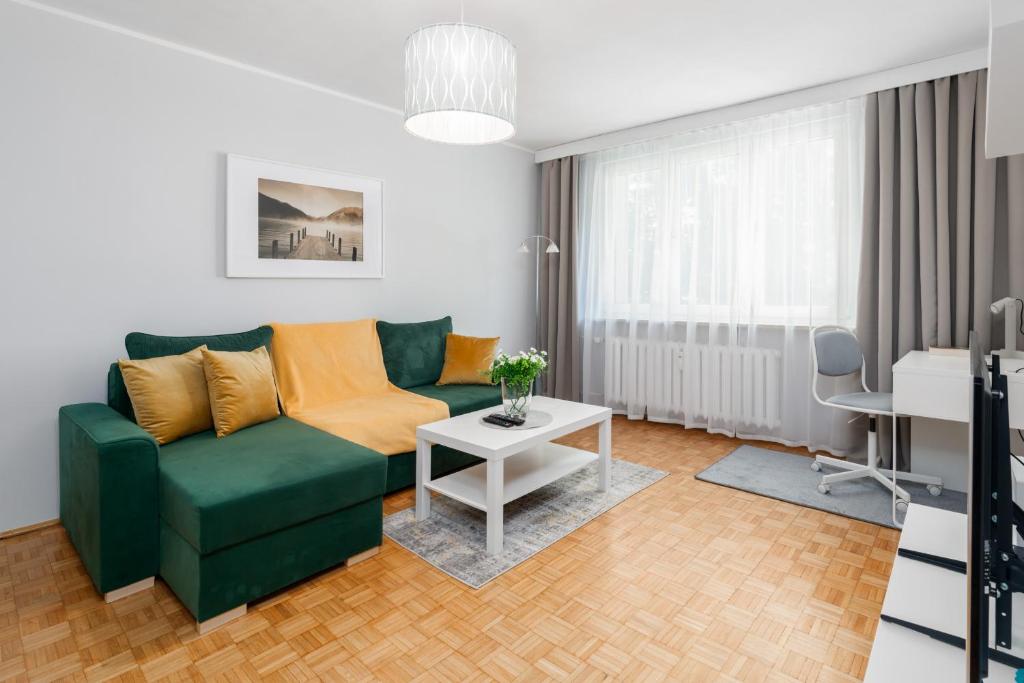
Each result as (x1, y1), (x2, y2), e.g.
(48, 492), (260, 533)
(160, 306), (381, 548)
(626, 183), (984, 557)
(598, 417), (611, 492)
(891, 414), (899, 527)
(415, 439), (431, 522)
(486, 459), (503, 555)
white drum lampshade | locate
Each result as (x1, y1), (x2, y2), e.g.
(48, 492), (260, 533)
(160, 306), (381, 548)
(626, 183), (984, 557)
(404, 23), (516, 145)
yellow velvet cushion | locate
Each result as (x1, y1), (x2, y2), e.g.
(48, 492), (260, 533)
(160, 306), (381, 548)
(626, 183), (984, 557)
(118, 346), (212, 445)
(436, 333), (500, 385)
(201, 346), (280, 437)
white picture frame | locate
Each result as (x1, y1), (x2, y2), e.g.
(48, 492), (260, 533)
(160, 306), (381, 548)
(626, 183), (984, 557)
(226, 154), (384, 278)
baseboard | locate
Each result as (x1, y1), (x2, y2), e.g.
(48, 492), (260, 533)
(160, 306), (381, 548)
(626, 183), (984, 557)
(0, 518), (59, 540)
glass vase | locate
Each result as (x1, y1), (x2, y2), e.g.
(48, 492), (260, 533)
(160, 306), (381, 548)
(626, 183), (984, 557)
(501, 378), (533, 419)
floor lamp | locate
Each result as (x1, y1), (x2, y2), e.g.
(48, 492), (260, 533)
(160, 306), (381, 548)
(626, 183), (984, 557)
(518, 235), (559, 393)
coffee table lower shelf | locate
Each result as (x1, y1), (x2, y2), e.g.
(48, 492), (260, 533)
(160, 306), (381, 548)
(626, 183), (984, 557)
(415, 397), (612, 555)
(423, 443), (598, 511)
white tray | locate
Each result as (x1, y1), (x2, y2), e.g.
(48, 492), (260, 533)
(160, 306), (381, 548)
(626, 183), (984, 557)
(478, 410), (554, 430)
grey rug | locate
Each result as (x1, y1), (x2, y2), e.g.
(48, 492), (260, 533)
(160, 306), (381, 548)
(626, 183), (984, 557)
(696, 445), (966, 529)
(383, 459), (668, 588)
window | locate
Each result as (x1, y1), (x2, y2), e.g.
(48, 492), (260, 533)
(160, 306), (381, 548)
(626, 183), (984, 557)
(578, 99), (864, 327)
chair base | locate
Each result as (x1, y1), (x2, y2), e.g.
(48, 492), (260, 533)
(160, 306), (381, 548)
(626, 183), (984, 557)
(813, 454), (943, 500)
(812, 412), (944, 521)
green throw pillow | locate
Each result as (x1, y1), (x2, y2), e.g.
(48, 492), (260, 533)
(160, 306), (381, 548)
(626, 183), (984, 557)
(125, 326), (273, 359)
(108, 326), (275, 418)
(376, 316), (453, 389)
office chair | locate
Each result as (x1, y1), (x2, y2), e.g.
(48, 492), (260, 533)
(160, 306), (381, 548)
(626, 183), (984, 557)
(810, 325), (943, 515)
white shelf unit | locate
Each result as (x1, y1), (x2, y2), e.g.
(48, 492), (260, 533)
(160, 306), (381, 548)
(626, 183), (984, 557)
(865, 504), (1024, 682)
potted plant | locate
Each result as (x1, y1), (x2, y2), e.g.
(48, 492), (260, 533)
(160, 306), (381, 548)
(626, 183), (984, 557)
(488, 348), (548, 418)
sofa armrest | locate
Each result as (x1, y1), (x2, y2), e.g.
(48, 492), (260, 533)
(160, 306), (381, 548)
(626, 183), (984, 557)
(59, 403), (159, 594)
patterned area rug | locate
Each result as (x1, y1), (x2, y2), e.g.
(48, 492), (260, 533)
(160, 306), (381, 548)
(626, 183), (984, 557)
(383, 459), (668, 588)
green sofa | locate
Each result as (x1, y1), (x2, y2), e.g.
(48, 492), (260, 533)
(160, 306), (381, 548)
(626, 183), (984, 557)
(58, 317), (499, 626)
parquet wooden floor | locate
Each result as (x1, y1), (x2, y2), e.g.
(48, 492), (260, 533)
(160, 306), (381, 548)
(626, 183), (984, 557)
(0, 417), (898, 682)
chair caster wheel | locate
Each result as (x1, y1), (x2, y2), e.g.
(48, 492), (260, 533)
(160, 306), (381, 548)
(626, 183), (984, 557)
(817, 483), (830, 494)
(927, 485), (942, 496)
(896, 499), (909, 513)
(810, 461), (822, 472)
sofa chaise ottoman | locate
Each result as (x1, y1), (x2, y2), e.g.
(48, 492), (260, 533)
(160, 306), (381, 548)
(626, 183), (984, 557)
(58, 317), (500, 631)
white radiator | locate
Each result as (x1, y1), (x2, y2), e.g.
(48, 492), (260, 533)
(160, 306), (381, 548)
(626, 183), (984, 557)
(605, 339), (782, 428)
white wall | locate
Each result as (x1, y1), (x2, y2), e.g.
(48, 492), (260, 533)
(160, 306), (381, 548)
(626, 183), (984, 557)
(0, 3), (539, 532)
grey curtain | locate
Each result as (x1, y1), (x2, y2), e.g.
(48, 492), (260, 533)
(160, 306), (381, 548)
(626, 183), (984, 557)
(538, 156), (581, 400)
(857, 69), (1024, 466)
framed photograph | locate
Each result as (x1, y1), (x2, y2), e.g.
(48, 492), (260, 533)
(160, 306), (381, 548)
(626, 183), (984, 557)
(226, 154), (383, 278)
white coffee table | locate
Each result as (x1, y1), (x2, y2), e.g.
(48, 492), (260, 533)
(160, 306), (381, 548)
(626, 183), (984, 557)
(415, 396), (613, 555)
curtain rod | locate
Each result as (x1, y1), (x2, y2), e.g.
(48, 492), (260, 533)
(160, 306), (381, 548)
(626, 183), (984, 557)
(534, 48), (987, 163)
(582, 108), (861, 167)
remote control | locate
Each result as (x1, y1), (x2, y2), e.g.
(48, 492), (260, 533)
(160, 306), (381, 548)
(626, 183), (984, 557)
(482, 415), (514, 427)
(488, 412), (526, 426)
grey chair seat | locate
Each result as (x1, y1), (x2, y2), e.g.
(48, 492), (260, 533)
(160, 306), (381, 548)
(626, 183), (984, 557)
(825, 391), (893, 413)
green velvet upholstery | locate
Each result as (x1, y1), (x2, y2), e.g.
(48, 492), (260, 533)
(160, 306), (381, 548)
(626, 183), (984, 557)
(160, 497), (382, 621)
(406, 383), (501, 416)
(108, 326), (275, 416)
(159, 417), (385, 554)
(106, 363), (134, 419)
(58, 403), (160, 593)
(64, 321), (500, 616)
(382, 384), (498, 493)
(376, 317), (452, 389)
(125, 326), (274, 359)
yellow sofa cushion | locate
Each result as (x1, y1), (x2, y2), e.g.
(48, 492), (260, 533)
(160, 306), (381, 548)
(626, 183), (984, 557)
(437, 333), (500, 385)
(268, 320), (449, 455)
(201, 347), (280, 437)
(118, 346), (212, 445)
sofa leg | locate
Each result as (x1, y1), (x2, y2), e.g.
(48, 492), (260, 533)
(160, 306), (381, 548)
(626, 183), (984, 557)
(103, 576), (154, 603)
(197, 604), (247, 635)
(345, 545), (380, 567)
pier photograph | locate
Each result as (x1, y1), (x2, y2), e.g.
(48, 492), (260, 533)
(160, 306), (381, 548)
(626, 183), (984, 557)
(257, 178), (364, 262)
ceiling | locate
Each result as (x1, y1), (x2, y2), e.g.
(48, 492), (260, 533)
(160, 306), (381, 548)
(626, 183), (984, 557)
(37, 0), (989, 151)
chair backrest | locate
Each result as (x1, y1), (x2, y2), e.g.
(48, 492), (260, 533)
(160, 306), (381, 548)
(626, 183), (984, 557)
(813, 328), (864, 377)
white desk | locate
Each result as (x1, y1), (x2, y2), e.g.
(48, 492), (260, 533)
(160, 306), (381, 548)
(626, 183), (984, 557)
(865, 504), (1024, 682)
(892, 351), (1024, 491)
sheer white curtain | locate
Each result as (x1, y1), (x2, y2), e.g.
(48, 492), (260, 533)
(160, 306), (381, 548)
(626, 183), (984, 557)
(578, 99), (866, 455)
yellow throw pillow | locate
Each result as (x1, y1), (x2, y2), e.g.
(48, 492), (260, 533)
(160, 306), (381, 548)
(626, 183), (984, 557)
(202, 346), (280, 437)
(436, 333), (500, 385)
(119, 346), (213, 445)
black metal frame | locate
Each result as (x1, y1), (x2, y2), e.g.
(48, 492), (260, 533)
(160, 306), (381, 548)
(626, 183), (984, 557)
(879, 614), (1024, 671)
(966, 350), (991, 681)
